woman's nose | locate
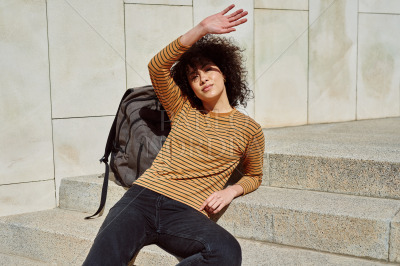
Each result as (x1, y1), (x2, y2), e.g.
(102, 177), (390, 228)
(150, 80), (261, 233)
(199, 72), (208, 84)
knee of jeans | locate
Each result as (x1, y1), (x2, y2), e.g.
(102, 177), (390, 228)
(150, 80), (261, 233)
(210, 236), (242, 265)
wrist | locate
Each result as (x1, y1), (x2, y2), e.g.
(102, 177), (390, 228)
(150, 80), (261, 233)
(226, 184), (244, 198)
(196, 22), (209, 37)
(180, 24), (207, 47)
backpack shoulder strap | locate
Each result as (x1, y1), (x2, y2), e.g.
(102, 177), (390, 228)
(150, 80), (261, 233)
(85, 88), (134, 220)
(102, 88), (134, 164)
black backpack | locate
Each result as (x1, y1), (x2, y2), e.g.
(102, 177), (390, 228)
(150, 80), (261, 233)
(85, 85), (170, 219)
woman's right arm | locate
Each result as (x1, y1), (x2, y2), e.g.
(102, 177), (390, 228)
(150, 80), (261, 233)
(148, 4), (248, 121)
(148, 38), (190, 121)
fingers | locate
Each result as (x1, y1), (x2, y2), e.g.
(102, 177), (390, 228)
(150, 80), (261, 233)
(199, 193), (227, 214)
(230, 18), (247, 28)
(228, 9), (246, 20)
(207, 199), (226, 214)
(220, 17), (247, 34)
(222, 5), (248, 24)
(227, 9), (242, 19)
(199, 194), (214, 211)
(225, 8), (248, 32)
(199, 5), (247, 36)
(208, 198), (219, 210)
(221, 4), (235, 15)
(199, 200), (207, 211)
(204, 202), (219, 214)
(217, 17), (247, 35)
(229, 10), (248, 23)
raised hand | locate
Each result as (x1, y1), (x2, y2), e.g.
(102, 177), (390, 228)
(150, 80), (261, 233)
(180, 5), (248, 46)
(199, 4), (248, 35)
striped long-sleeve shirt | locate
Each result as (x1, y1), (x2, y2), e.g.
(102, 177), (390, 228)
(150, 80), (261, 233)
(135, 37), (265, 216)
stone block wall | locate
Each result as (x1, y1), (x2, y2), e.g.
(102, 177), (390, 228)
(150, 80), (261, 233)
(1, 0), (399, 216)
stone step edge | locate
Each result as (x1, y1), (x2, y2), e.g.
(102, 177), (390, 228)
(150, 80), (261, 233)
(263, 152), (400, 200)
(61, 175), (400, 221)
(0, 208), (395, 266)
(0, 252), (56, 266)
(265, 151), (400, 164)
(217, 186), (400, 262)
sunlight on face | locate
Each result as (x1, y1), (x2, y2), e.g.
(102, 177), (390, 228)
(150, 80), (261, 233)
(186, 61), (226, 105)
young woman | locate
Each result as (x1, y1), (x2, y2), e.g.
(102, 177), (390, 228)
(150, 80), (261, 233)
(84, 5), (264, 265)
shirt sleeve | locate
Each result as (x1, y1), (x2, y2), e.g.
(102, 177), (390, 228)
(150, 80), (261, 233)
(148, 37), (190, 122)
(235, 126), (265, 195)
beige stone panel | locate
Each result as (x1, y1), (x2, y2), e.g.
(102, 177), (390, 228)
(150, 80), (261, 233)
(390, 211), (400, 262)
(309, 0), (358, 124)
(124, 0), (191, 5)
(47, 0), (126, 118)
(254, 10), (308, 128)
(255, 0), (308, 10)
(0, 0), (54, 184)
(0, 180), (55, 217)
(53, 116), (114, 202)
(193, 0), (255, 118)
(357, 14), (400, 120)
(125, 5), (193, 88)
(360, 0), (400, 14)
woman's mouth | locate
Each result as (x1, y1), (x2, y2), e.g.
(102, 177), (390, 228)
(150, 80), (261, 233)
(202, 84), (212, 92)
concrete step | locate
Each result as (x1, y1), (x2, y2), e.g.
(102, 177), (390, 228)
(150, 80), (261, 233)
(263, 117), (400, 200)
(0, 252), (55, 266)
(0, 208), (395, 266)
(59, 174), (126, 214)
(0, 208), (176, 266)
(218, 186), (400, 262)
(59, 175), (400, 263)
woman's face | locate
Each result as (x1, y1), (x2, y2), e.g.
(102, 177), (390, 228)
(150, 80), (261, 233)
(186, 61), (226, 106)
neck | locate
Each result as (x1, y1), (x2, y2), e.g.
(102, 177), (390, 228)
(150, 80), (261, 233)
(204, 104), (233, 113)
(201, 87), (232, 113)
(202, 98), (232, 114)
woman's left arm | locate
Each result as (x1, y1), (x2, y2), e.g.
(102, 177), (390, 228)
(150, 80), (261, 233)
(235, 127), (265, 194)
(200, 127), (265, 215)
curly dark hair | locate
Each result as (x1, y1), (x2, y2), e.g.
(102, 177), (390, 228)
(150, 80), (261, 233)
(171, 35), (252, 110)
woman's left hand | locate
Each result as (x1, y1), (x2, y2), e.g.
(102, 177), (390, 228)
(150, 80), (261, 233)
(199, 185), (244, 214)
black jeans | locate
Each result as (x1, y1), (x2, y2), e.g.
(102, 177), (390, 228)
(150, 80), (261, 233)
(83, 185), (242, 266)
